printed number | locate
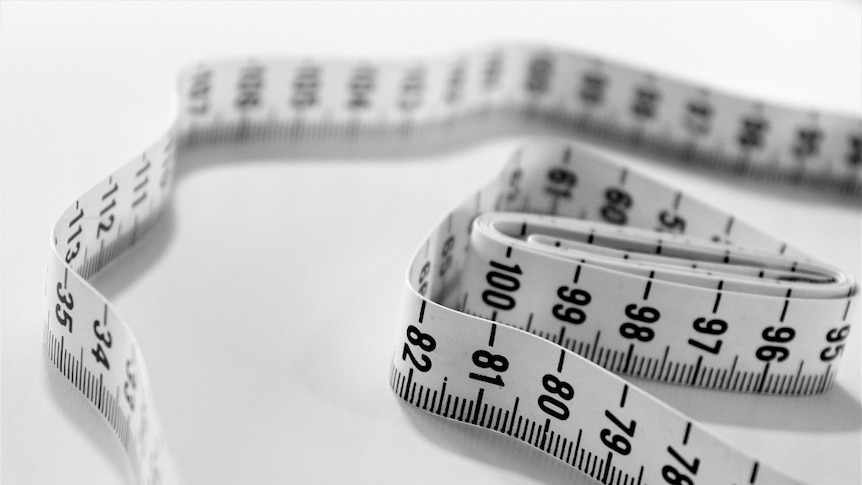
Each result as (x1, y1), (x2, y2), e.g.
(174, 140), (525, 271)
(619, 304), (660, 343)
(537, 374), (574, 421)
(124, 358), (137, 411)
(687, 317), (728, 355)
(291, 65), (320, 109)
(97, 182), (119, 238)
(481, 260), (522, 311)
(662, 445), (700, 485)
(97, 215), (114, 238)
(91, 318), (113, 370)
(631, 85), (660, 120)
(56, 282), (74, 311)
(55, 282), (74, 332)
(65, 242), (81, 264)
(131, 157), (150, 208)
(658, 210), (686, 234)
(526, 55), (553, 95)
(600, 187), (632, 225)
(438, 236), (456, 277)
(579, 71), (607, 106)
(551, 286), (591, 325)
(684, 99), (712, 136)
(600, 409), (636, 455)
(793, 127), (822, 159)
(545, 167), (576, 199)
(483, 53), (503, 90)
(188, 69), (212, 115)
(820, 325), (851, 362)
(398, 67), (425, 112)
(738, 116), (769, 150)
(468, 349), (509, 387)
(755, 326), (795, 363)
(417, 261), (431, 296)
(401, 325), (436, 372)
(65, 207), (85, 263)
(236, 64), (264, 109)
(445, 64), (465, 104)
(348, 66), (376, 110)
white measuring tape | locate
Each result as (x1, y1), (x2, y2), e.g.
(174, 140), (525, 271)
(43, 45), (860, 485)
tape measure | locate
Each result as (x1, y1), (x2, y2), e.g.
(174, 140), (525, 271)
(43, 45), (860, 485)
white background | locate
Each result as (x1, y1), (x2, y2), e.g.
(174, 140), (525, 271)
(1, 1), (861, 484)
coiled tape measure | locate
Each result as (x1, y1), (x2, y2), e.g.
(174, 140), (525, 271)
(43, 45), (861, 485)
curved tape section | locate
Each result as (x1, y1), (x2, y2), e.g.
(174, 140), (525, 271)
(43, 45), (860, 484)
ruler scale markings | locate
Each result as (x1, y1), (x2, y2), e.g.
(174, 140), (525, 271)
(40, 45), (860, 485)
(728, 355), (739, 390)
(792, 361), (804, 394)
(690, 356), (703, 386)
(472, 389), (484, 425)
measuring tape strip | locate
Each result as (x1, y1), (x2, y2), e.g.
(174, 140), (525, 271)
(42, 45), (860, 484)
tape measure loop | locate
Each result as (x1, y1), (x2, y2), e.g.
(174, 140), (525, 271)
(43, 45), (860, 485)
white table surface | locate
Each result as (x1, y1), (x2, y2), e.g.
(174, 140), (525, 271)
(1, 1), (860, 484)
